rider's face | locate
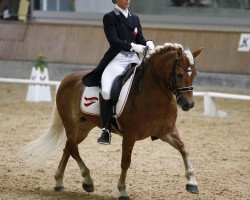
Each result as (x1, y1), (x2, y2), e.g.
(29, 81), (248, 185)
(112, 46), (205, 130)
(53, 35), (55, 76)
(116, 0), (131, 10)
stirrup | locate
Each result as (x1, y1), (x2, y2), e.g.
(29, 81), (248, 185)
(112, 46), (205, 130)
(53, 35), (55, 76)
(97, 128), (111, 145)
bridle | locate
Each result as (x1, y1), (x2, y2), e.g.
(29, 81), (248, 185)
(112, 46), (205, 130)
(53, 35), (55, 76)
(170, 58), (194, 102)
(139, 48), (194, 103)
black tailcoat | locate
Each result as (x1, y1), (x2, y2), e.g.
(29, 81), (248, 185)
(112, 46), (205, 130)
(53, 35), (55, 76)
(82, 8), (147, 87)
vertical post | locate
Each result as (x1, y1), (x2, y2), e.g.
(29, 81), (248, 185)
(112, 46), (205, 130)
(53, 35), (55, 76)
(56, 0), (60, 11)
(29, 0), (33, 20)
(43, 0), (47, 11)
(203, 93), (228, 118)
(203, 93), (217, 117)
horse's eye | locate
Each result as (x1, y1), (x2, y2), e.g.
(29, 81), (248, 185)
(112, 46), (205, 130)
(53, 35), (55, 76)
(177, 73), (183, 78)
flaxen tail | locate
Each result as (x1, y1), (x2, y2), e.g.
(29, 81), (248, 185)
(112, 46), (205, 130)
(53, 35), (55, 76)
(23, 104), (66, 163)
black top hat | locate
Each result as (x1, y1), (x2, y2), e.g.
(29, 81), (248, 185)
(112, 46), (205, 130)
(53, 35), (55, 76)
(112, 0), (116, 4)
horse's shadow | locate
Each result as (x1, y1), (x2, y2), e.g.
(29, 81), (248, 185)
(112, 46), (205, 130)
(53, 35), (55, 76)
(25, 189), (117, 200)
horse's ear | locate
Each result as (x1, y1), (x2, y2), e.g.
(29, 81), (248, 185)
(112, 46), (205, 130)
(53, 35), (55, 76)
(177, 48), (183, 59)
(192, 47), (204, 58)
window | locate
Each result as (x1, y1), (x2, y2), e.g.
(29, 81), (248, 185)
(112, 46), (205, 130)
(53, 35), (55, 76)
(34, 0), (74, 11)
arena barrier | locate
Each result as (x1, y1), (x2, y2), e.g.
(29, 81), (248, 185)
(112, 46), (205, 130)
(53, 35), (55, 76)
(0, 78), (60, 102)
(0, 78), (250, 117)
(194, 92), (250, 117)
(0, 78), (60, 89)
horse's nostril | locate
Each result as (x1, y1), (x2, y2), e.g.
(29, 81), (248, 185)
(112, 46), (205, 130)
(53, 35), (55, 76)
(182, 103), (190, 111)
(182, 101), (194, 111)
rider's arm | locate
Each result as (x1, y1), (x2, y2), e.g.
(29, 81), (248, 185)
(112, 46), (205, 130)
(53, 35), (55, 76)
(133, 15), (147, 46)
(103, 13), (132, 51)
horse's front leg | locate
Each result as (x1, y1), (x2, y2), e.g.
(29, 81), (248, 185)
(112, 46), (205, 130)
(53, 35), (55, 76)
(117, 137), (136, 200)
(160, 128), (199, 194)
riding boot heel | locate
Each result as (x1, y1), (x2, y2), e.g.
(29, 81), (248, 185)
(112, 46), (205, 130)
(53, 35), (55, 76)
(97, 128), (111, 145)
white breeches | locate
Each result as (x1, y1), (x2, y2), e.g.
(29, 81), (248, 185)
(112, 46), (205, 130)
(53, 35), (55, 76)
(101, 52), (141, 100)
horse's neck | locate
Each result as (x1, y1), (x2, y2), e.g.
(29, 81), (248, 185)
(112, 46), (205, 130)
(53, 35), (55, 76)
(127, 52), (177, 113)
(123, 52), (178, 132)
(126, 62), (177, 126)
(141, 62), (174, 105)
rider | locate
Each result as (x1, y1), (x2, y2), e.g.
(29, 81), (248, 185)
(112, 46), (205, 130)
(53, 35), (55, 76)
(82, 0), (154, 145)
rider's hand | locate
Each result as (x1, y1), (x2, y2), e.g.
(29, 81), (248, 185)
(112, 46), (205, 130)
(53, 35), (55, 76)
(146, 41), (155, 50)
(130, 43), (146, 54)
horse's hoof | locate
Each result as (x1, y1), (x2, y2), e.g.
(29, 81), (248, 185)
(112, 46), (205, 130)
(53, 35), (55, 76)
(82, 183), (95, 192)
(54, 187), (64, 192)
(186, 184), (199, 194)
(118, 196), (130, 200)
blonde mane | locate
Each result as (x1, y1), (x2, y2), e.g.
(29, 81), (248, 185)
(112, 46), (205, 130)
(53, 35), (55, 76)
(147, 43), (194, 65)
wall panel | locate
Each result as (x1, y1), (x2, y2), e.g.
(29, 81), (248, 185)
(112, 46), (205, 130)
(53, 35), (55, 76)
(0, 21), (249, 75)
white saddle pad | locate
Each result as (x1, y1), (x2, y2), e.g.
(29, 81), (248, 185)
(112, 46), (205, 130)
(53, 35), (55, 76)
(80, 66), (137, 118)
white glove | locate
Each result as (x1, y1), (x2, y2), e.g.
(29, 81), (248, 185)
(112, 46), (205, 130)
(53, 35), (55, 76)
(146, 41), (155, 50)
(130, 43), (146, 54)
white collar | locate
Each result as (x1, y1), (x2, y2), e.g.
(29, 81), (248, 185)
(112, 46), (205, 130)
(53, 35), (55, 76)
(115, 5), (129, 18)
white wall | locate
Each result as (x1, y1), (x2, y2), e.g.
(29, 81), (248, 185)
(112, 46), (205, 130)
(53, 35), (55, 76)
(75, 0), (114, 13)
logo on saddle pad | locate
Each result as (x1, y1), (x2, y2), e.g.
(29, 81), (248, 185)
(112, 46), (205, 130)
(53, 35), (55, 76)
(81, 67), (137, 118)
(84, 96), (98, 107)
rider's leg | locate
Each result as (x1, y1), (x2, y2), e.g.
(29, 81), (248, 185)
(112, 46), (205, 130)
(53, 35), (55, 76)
(98, 54), (125, 144)
(97, 94), (113, 145)
(97, 53), (141, 145)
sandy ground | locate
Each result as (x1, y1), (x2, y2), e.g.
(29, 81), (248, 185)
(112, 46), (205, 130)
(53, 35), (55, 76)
(0, 84), (249, 200)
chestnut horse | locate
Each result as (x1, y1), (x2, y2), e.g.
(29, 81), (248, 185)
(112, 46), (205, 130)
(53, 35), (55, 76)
(25, 43), (203, 200)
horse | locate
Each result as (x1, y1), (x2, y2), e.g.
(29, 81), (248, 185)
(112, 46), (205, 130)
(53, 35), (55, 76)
(25, 43), (203, 200)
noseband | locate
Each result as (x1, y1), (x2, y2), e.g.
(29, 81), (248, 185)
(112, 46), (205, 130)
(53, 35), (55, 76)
(170, 59), (194, 102)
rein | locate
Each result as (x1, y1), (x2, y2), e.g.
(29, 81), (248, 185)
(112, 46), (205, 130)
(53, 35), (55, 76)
(171, 59), (194, 102)
(137, 46), (149, 92)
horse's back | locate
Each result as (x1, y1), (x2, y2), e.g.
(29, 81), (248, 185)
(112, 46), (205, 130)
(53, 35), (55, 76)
(59, 70), (91, 87)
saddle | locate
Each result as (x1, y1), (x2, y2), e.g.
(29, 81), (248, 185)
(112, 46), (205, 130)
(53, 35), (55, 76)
(110, 63), (137, 105)
(81, 63), (138, 117)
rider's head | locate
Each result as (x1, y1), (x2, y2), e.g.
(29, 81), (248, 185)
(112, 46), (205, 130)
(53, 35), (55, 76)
(112, 0), (131, 10)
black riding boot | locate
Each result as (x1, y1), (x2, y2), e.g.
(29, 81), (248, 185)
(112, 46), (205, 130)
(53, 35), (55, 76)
(97, 95), (113, 145)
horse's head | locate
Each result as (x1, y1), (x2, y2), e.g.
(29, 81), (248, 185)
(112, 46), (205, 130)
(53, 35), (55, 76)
(147, 43), (203, 111)
(171, 46), (203, 111)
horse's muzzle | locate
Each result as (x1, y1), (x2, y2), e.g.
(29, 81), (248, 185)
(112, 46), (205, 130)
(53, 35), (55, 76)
(178, 97), (194, 111)
(182, 101), (194, 111)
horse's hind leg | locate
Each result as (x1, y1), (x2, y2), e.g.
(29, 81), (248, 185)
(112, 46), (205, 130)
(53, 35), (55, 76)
(65, 139), (95, 192)
(160, 128), (199, 194)
(54, 150), (70, 191)
(54, 120), (94, 192)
